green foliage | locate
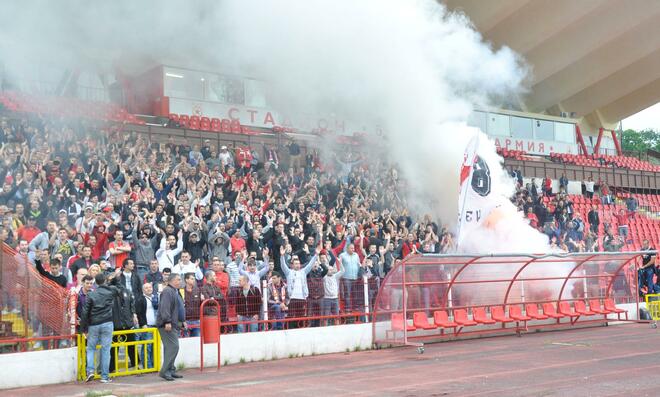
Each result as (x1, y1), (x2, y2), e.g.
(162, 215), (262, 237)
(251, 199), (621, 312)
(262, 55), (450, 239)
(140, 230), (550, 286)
(620, 128), (660, 153)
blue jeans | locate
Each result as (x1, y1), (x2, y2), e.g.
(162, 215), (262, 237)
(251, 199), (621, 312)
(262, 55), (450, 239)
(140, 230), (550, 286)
(86, 322), (114, 380)
(136, 329), (154, 369)
(186, 320), (200, 337)
(238, 315), (258, 333)
(341, 279), (356, 312)
(639, 267), (655, 294)
(270, 304), (286, 330)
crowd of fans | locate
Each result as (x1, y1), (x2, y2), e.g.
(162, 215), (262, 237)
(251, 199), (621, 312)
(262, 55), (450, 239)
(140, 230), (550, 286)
(510, 173), (639, 253)
(0, 114), (454, 340)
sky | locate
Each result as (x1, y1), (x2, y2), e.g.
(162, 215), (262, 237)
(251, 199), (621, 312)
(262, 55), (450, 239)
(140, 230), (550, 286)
(621, 102), (660, 131)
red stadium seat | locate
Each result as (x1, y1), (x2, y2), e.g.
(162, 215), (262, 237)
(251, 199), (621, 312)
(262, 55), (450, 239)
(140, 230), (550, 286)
(433, 311), (458, 328)
(412, 312), (437, 330)
(541, 303), (564, 319)
(525, 304), (548, 320)
(574, 301), (595, 316)
(391, 313), (415, 332)
(508, 306), (531, 321)
(472, 307), (496, 324)
(588, 299), (610, 315)
(453, 309), (477, 326)
(490, 306), (514, 323)
(558, 302), (579, 318)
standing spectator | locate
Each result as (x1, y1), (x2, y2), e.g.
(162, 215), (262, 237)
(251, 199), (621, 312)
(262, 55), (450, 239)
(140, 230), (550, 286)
(108, 230), (131, 269)
(172, 251), (204, 281)
(615, 209), (629, 244)
(183, 272), (202, 337)
(200, 270), (228, 323)
(157, 273), (184, 381)
(280, 246), (320, 328)
(584, 177), (595, 199)
(626, 196), (639, 218)
(288, 139), (302, 170)
(144, 259), (164, 289)
(601, 183), (612, 205)
(587, 205), (600, 234)
(118, 258), (142, 300)
(239, 254), (269, 290)
(639, 240), (656, 296)
(133, 228), (159, 280)
(322, 263), (345, 325)
(35, 257), (67, 288)
(526, 207), (539, 229)
(267, 272), (288, 330)
(135, 282), (159, 370)
(307, 257), (327, 327)
(231, 275), (262, 333)
(208, 257), (229, 297)
(559, 174), (568, 192)
(80, 273), (119, 383)
(338, 242), (360, 313)
(156, 230), (184, 272)
(109, 272), (138, 373)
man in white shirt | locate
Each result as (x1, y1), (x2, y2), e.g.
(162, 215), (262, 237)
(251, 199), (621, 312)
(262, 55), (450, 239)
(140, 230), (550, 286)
(280, 245), (320, 328)
(171, 251), (203, 281)
(584, 177), (595, 199)
(136, 282), (159, 370)
(156, 231), (184, 272)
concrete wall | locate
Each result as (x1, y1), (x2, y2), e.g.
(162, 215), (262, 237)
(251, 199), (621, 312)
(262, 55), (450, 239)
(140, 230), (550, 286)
(0, 347), (78, 390)
(1, 323), (373, 390)
(176, 323), (373, 369)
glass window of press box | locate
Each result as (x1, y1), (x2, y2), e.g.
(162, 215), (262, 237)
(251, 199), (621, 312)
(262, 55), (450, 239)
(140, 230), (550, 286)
(163, 67), (268, 107)
(468, 110), (576, 144)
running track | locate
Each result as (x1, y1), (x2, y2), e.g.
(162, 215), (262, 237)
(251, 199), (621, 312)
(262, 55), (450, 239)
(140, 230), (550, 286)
(7, 323), (657, 397)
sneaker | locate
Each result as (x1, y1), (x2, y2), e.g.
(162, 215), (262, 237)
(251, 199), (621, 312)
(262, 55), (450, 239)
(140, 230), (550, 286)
(100, 378), (112, 383)
(85, 373), (94, 383)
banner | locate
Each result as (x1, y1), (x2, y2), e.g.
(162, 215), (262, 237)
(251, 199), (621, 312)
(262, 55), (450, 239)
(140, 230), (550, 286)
(456, 135), (498, 249)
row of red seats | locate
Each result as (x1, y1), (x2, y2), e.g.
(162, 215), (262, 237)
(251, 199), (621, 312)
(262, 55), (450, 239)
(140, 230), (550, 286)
(550, 152), (660, 172)
(0, 91), (144, 125)
(392, 299), (626, 333)
(496, 148), (527, 160)
(168, 113), (260, 135)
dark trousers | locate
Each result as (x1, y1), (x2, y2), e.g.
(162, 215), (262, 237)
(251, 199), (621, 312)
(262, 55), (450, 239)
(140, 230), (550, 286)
(287, 298), (306, 329)
(308, 298), (323, 327)
(109, 332), (136, 371)
(158, 327), (180, 377)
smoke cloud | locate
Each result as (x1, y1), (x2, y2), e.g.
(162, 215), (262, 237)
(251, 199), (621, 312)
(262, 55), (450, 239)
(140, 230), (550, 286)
(0, 0), (549, 253)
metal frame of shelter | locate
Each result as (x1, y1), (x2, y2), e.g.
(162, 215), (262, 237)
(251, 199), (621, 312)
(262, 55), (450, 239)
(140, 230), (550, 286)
(372, 252), (646, 350)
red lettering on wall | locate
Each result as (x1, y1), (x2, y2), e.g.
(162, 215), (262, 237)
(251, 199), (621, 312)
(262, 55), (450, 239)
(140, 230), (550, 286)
(538, 143), (545, 153)
(527, 141), (535, 152)
(494, 138), (501, 148)
(228, 107), (240, 121)
(247, 109), (258, 123)
(263, 112), (275, 125)
(515, 140), (523, 150)
(505, 139), (511, 149)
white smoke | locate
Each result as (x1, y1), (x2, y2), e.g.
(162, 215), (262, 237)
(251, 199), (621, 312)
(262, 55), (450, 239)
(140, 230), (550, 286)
(0, 0), (550, 254)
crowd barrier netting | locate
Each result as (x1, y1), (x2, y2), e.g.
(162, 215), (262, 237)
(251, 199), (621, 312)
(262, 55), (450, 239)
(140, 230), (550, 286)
(0, 244), (70, 351)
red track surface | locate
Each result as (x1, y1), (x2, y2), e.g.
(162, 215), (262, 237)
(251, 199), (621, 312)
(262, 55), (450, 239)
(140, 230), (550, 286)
(7, 323), (658, 397)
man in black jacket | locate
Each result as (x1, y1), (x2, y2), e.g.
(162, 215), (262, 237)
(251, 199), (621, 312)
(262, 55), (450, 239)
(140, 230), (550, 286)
(109, 272), (138, 372)
(35, 257), (67, 288)
(80, 273), (119, 383)
(118, 258), (142, 300)
(157, 273), (184, 381)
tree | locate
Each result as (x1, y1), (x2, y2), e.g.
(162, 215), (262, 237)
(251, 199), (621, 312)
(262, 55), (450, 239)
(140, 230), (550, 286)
(619, 129), (660, 153)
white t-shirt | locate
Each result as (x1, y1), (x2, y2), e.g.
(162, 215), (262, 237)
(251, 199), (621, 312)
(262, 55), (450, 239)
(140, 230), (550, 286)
(585, 181), (595, 193)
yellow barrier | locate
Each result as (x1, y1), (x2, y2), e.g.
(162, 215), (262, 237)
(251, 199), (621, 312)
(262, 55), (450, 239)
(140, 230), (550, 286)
(77, 328), (161, 381)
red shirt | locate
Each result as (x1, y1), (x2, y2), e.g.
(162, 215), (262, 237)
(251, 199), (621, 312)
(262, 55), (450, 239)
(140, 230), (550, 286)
(109, 240), (129, 269)
(17, 225), (41, 243)
(615, 214), (628, 227)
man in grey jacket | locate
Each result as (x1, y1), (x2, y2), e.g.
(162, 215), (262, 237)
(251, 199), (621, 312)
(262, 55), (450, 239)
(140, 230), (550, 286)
(156, 274), (184, 381)
(207, 224), (230, 263)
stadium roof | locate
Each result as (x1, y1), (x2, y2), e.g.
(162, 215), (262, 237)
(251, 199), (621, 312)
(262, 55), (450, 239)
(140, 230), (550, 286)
(445, 0), (660, 130)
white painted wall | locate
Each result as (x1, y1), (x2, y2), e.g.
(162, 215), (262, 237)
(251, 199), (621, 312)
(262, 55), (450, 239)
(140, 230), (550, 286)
(0, 347), (77, 390)
(0, 323), (373, 390)
(176, 323), (373, 368)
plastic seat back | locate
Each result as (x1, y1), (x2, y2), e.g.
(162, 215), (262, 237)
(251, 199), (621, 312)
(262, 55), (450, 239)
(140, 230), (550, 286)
(433, 310), (449, 324)
(454, 309), (469, 323)
(413, 312), (432, 328)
